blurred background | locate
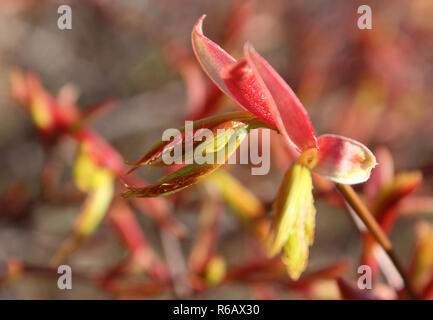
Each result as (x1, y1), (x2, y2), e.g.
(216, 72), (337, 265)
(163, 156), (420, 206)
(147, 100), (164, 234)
(0, 0), (432, 299)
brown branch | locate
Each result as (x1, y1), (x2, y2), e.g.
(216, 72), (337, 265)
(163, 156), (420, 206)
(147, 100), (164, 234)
(336, 183), (419, 300)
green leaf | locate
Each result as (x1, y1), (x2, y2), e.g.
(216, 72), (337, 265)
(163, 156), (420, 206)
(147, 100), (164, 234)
(125, 111), (270, 174)
(122, 121), (256, 198)
(268, 163), (315, 280)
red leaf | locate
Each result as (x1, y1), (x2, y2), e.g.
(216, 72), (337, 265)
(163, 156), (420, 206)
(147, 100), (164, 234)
(192, 16), (278, 130)
(221, 59), (277, 128)
(192, 16), (318, 152)
(244, 44), (318, 152)
(192, 15), (236, 100)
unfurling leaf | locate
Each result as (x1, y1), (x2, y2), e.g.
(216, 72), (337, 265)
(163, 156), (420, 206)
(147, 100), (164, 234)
(244, 43), (318, 152)
(268, 162), (315, 280)
(192, 16), (277, 129)
(122, 118), (261, 198)
(192, 16), (317, 153)
(192, 15), (377, 187)
(126, 111), (269, 174)
(192, 15), (236, 100)
(312, 134), (377, 185)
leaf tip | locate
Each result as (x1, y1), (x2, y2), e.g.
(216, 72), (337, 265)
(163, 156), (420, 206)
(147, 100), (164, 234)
(193, 14), (207, 36)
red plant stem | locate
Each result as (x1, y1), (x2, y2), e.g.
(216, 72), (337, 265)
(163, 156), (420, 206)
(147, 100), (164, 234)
(336, 183), (419, 300)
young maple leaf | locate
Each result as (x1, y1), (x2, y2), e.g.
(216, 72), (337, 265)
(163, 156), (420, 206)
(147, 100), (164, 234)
(191, 15), (377, 279)
(123, 15), (376, 280)
(122, 111), (269, 197)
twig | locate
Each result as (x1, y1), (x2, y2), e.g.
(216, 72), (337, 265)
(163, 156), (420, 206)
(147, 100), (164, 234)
(336, 183), (419, 300)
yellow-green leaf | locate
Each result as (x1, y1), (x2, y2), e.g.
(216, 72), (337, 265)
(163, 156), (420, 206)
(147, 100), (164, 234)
(122, 123), (250, 198)
(268, 163), (315, 280)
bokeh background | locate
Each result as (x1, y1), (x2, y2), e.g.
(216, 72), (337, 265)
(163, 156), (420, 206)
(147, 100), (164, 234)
(0, 0), (432, 299)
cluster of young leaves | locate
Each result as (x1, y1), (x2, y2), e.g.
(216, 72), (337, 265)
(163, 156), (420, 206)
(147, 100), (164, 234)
(124, 15), (377, 280)
(123, 112), (270, 197)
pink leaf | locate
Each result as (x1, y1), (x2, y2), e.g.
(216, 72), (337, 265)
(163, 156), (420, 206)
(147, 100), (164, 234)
(221, 59), (277, 128)
(312, 134), (377, 185)
(192, 15), (236, 100)
(192, 16), (277, 129)
(192, 17), (317, 152)
(244, 44), (318, 152)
